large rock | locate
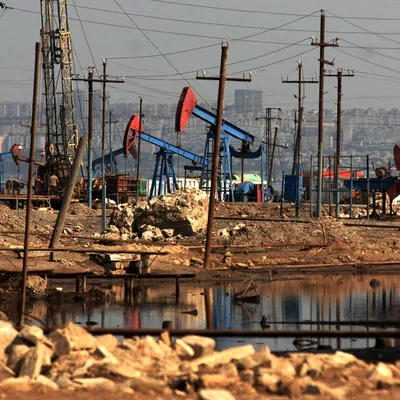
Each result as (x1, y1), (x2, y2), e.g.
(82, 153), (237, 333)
(18, 344), (50, 378)
(181, 336), (216, 358)
(74, 377), (116, 391)
(26, 275), (47, 296)
(97, 335), (118, 353)
(198, 389), (236, 400)
(20, 326), (44, 345)
(49, 323), (98, 357)
(186, 345), (255, 372)
(0, 321), (18, 363)
(109, 206), (134, 234)
(134, 188), (209, 236)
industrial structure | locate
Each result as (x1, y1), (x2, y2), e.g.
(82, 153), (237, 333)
(40, 0), (78, 193)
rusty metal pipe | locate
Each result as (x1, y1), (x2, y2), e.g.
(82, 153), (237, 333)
(41, 327), (400, 338)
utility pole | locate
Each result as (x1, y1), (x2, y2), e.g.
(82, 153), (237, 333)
(196, 41), (251, 269)
(20, 42), (41, 328)
(268, 125), (279, 184)
(258, 108), (281, 185)
(311, 10), (339, 217)
(282, 61), (318, 175)
(73, 66), (123, 211)
(325, 68), (354, 217)
(136, 97), (143, 205)
(106, 110), (119, 174)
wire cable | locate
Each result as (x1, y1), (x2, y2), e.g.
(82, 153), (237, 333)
(337, 48), (400, 76)
(150, 1), (400, 21)
(113, 0), (212, 109)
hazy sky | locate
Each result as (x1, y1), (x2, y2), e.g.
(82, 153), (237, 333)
(1, 0), (400, 111)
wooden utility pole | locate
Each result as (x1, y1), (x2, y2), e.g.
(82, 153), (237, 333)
(20, 42), (41, 327)
(73, 66), (123, 210)
(106, 110), (119, 174)
(196, 41), (251, 269)
(311, 10), (339, 217)
(258, 108), (281, 185)
(325, 69), (354, 217)
(282, 61), (318, 175)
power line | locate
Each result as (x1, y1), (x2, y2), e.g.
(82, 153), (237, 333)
(340, 39), (400, 64)
(150, 1), (400, 21)
(57, 3), (400, 36)
(113, 0), (212, 109)
(121, 37), (311, 79)
(337, 48), (400, 75)
(71, 0), (134, 173)
(327, 10), (400, 47)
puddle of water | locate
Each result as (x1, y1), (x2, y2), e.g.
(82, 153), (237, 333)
(2, 274), (399, 352)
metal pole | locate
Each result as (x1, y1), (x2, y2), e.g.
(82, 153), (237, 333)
(19, 42), (41, 327)
(268, 126), (278, 184)
(87, 71), (93, 207)
(328, 155), (332, 215)
(350, 155), (353, 219)
(367, 155), (370, 220)
(280, 170), (284, 217)
(335, 70), (342, 218)
(292, 62), (303, 176)
(109, 110), (112, 174)
(49, 136), (88, 257)
(204, 42), (228, 269)
(136, 97), (143, 204)
(316, 11), (326, 218)
(204, 287), (213, 329)
(101, 59), (107, 231)
(266, 109), (271, 185)
(310, 155), (313, 218)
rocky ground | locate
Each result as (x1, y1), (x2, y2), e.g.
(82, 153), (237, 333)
(0, 315), (397, 399)
(0, 189), (398, 279)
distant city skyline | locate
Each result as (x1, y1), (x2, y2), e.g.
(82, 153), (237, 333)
(0, 0), (400, 111)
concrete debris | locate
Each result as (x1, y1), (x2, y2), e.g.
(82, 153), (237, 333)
(134, 187), (209, 236)
(0, 316), (396, 398)
(108, 188), (209, 239)
(19, 326), (44, 346)
(180, 336), (216, 358)
(26, 275), (47, 296)
(49, 322), (98, 357)
(138, 224), (164, 241)
(109, 206), (134, 234)
(0, 321), (18, 363)
(199, 389), (236, 400)
(217, 224), (248, 241)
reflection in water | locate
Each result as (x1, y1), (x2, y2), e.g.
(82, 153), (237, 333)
(1, 275), (399, 352)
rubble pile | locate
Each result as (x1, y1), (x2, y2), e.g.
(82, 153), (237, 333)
(134, 188), (209, 236)
(0, 319), (399, 398)
(68, 203), (98, 217)
(311, 217), (362, 245)
(109, 188), (209, 240)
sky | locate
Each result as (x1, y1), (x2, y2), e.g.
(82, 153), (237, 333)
(1, 0), (400, 111)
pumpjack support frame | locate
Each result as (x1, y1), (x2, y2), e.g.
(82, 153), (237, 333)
(124, 114), (206, 199)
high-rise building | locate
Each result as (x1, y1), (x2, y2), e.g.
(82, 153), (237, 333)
(234, 89), (263, 114)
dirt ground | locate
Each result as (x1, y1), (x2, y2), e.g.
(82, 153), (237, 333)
(1, 387), (400, 400)
(0, 202), (398, 279)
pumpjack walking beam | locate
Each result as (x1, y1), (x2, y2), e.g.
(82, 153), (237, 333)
(124, 115), (207, 199)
